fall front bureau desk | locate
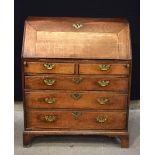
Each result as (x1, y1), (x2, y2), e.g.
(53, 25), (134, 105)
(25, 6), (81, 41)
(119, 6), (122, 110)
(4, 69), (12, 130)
(22, 17), (132, 148)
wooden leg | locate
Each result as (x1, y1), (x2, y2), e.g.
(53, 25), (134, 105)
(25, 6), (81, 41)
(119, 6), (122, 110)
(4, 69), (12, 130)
(119, 135), (129, 148)
(23, 132), (34, 147)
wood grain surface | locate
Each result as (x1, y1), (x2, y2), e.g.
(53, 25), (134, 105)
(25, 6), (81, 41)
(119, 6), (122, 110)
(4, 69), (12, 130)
(79, 63), (129, 75)
(25, 91), (127, 110)
(25, 75), (128, 92)
(24, 62), (75, 74)
(22, 17), (131, 59)
(27, 111), (127, 130)
(22, 17), (132, 148)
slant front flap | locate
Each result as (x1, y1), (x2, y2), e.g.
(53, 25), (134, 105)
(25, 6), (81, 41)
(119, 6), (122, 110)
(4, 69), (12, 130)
(22, 17), (131, 60)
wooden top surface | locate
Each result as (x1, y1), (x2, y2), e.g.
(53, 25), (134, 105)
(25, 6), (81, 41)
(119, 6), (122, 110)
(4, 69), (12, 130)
(22, 17), (131, 60)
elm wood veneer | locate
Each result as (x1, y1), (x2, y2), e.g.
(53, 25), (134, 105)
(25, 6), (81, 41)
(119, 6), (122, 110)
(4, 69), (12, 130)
(24, 62), (129, 75)
(79, 63), (129, 75)
(26, 111), (126, 130)
(25, 91), (128, 110)
(24, 62), (75, 74)
(22, 17), (132, 148)
(25, 75), (128, 91)
(22, 17), (131, 59)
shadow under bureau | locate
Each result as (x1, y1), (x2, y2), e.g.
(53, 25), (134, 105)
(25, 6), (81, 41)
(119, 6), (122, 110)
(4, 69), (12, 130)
(22, 17), (132, 148)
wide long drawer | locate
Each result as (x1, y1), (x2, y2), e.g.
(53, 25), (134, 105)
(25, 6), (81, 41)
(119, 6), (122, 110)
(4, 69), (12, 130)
(26, 111), (127, 130)
(25, 91), (128, 110)
(25, 75), (128, 92)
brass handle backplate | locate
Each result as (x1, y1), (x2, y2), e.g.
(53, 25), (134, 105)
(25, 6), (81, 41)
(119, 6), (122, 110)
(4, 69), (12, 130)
(72, 112), (81, 119)
(97, 98), (109, 105)
(44, 115), (56, 122)
(44, 79), (56, 86)
(99, 64), (111, 71)
(96, 116), (107, 123)
(72, 23), (83, 29)
(71, 93), (81, 100)
(43, 63), (55, 70)
(72, 77), (83, 84)
(98, 80), (110, 87)
(44, 98), (56, 104)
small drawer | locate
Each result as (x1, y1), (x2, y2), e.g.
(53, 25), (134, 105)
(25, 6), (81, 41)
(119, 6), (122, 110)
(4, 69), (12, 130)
(27, 111), (127, 130)
(25, 75), (128, 92)
(79, 63), (129, 75)
(24, 62), (75, 74)
(25, 91), (127, 110)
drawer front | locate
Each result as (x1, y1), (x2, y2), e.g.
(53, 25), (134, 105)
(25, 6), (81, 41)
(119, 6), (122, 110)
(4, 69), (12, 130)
(27, 111), (127, 130)
(25, 91), (127, 110)
(24, 62), (75, 74)
(79, 63), (129, 75)
(25, 76), (128, 92)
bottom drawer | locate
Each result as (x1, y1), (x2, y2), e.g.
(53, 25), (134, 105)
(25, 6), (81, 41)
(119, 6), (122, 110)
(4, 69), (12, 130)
(27, 111), (127, 130)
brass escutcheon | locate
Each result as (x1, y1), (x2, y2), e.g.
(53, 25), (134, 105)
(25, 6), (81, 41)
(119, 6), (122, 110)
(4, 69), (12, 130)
(23, 61), (27, 66)
(72, 112), (81, 119)
(72, 77), (83, 84)
(124, 64), (130, 68)
(71, 93), (81, 100)
(72, 23), (83, 29)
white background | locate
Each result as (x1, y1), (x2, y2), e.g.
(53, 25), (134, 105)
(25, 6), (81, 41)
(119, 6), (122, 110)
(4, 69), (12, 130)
(0, 0), (14, 154)
(140, 0), (155, 154)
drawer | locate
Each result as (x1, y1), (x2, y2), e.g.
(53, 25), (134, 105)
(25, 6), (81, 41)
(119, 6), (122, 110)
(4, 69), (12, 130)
(24, 62), (75, 74)
(79, 63), (129, 75)
(25, 91), (127, 110)
(27, 111), (127, 130)
(25, 76), (128, 92)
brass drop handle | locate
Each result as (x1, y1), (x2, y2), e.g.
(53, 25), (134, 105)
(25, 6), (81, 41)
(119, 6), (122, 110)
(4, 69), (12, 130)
(96, 116), (107, 123)
(98, 80), (110, 87)
(97, 98), (109, 105)
(72, 23), (83, 29)
(44, 98), (56, 104)
(43, 63), (55, 70)
(44, 79), (56, 86)
(71, 93), (81, 100)
(99, 64), (111, 71)
(72, 112), (81, 119)
(44, 115), (56, 122)
(72, 77), (83, 84)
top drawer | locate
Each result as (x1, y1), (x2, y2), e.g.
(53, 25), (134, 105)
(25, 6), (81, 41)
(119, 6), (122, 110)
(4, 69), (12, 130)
(79, 63), (129, 75)
(24, 62), (75, 74)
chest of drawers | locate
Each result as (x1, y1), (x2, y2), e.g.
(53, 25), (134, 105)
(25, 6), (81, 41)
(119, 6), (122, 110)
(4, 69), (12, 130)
(22, 17), (132, 148)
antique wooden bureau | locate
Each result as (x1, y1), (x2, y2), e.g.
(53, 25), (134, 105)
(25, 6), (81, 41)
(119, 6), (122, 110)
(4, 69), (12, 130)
(22, 17), (132, 148)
